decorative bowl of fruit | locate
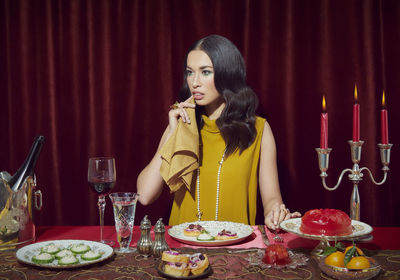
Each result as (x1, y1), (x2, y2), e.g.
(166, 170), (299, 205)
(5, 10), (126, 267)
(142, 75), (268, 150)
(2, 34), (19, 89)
(318, 243), (381, 280)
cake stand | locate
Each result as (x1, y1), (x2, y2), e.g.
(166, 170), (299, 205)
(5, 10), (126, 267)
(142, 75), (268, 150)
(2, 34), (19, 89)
(280, 218), (373, 255)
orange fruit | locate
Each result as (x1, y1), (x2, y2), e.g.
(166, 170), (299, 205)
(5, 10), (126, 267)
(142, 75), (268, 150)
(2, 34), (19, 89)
(344, 245), (364, 256)
(325, 251), (345, 267)
(346, 256), (370, 269)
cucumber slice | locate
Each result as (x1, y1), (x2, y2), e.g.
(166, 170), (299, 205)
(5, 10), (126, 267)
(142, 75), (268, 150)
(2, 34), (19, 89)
(196, 233), (215, 241)
(41, 243), (61, 254)
(55, 249), (74, 259)
(69, 243), (91, 254)
(58, 255), (79, 265)
(81, 250), (102, 261)
(32, 252), (54, 264)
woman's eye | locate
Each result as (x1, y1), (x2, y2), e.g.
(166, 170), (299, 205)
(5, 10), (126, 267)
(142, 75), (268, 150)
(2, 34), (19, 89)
(202, 70), (212, 76)
(186, 70), (193, 76)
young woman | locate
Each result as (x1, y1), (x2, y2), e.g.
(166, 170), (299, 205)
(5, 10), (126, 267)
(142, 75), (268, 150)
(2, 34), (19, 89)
(137, 35), (300, 229)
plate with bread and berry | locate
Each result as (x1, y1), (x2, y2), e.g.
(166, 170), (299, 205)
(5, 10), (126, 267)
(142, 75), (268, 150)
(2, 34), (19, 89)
(168, 221), (254, 246)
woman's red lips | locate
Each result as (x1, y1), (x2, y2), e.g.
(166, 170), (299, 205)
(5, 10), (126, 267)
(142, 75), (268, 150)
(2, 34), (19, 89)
(192, 92), (204, 100)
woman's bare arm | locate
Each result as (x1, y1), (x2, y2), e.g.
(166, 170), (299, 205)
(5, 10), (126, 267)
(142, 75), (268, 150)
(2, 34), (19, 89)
(136, 97), (195, 205)
(258, 121), (301, 230)
(137, 126), (171, 205)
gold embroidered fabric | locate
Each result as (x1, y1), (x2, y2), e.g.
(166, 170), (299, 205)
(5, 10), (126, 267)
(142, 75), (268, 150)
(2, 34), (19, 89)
(1, 248), (399, 279)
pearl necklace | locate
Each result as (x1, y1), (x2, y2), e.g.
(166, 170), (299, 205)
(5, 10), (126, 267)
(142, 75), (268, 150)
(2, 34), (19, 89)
(196, 150), (226, 221)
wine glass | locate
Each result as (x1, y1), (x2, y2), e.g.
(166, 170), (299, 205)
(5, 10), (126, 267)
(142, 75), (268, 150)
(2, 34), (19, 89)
(109, 192), (139, 253)
(88, 157), (116, 245)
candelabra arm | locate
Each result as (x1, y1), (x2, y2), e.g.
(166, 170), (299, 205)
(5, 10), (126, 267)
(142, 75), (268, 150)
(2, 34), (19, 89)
(317, 141), (392, 221)
(359, 167), (388, 186)
(321, 168), (353, 191)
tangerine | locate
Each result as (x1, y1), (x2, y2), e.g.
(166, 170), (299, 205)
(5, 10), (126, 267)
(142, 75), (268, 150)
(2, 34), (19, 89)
(325, 251), (345, 267)
(344, 245), (364, 256)
(346, 256), (370, 269)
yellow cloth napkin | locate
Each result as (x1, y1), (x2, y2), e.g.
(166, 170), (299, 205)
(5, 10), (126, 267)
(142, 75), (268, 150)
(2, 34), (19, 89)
(159, 107), (199, 193)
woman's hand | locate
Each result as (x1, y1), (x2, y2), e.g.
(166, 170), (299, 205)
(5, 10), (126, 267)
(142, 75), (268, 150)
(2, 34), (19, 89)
(168, 96), (196, 132)
(264, 203), (301, 230)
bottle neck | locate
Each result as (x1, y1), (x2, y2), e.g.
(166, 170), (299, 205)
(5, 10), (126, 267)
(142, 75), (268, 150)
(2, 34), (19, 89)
(9, 136), (45, 192)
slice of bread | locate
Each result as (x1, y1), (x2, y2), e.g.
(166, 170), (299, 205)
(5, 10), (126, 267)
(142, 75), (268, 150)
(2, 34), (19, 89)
(183, 229), (201, 237)
(189, 253), (209, 275)
(183, 224), (205, 237)
(214, 234), (237, 240)
(161, 250), (189, 264)
(215, 229), (237, 240)
(164, 262), (190, 277)
(162, 251), (209, 277)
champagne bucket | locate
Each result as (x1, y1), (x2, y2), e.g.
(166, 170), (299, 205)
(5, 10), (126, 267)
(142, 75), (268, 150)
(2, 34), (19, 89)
(0, 174), (42, 250)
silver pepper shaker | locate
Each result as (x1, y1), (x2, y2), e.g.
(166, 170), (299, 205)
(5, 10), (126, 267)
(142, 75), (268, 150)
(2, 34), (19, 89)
(137, 215), (153, 257)
(151, 218), (170, 257)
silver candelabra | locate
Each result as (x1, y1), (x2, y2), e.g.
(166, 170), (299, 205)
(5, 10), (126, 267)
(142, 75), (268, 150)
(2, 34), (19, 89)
(316, 141), (392, 220)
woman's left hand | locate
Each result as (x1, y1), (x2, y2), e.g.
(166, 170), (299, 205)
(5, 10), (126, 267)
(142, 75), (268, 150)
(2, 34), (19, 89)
(264, 203), (301, 230)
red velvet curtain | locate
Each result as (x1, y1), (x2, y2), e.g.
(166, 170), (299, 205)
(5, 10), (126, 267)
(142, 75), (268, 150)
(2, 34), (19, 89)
(1, 0), (399, 227)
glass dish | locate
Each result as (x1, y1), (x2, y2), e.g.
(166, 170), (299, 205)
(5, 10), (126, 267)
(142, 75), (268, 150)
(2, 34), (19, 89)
(280, 218), (373, 241)
(280, 218), (373, 255)
(318, 256), (381, 280)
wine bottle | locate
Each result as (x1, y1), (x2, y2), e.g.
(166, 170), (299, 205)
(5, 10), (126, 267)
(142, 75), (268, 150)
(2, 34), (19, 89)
(8, 135), (45, 192)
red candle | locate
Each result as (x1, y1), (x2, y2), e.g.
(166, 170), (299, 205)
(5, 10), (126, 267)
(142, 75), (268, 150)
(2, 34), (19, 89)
(320, 96), (328, 149)
(381, 91), (389, 144)
(352, 85), (360, 142)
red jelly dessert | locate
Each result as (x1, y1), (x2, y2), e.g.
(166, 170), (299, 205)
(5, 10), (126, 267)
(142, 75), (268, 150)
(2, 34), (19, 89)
(262, 244), (291, 265)
(300, 209), (353, 236)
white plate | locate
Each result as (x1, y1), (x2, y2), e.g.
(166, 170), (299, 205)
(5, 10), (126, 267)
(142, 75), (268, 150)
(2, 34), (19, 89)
(16, 239), (114, 269)
(280, 218), (373, 241)
(168, 221), (254, 246)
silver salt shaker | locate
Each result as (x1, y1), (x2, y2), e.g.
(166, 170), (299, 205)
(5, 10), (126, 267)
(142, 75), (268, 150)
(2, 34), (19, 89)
(151, 218), (170, 257)
(137, 215), (153, 256)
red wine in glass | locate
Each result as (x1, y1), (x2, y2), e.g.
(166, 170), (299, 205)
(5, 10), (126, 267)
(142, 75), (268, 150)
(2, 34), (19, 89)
(89, 180), (115, 195)
(88, 157), (116, 245)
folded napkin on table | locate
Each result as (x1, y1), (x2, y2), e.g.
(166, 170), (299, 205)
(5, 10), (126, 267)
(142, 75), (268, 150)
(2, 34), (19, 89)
(159, 106), (199, 193)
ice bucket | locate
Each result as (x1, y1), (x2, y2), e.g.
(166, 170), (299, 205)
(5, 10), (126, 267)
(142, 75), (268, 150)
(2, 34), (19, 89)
(0, 174), (42, 250)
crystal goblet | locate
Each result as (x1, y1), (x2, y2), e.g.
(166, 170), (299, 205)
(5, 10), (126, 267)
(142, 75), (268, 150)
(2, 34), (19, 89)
(109, 192), (139, 253)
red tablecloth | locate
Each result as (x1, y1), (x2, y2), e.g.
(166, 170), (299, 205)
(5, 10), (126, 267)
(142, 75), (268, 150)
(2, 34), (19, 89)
(1, 225), (399, 279)
(35, 225), (400, 250)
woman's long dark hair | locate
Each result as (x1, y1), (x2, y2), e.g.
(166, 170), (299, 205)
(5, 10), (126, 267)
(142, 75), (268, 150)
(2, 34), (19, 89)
(179, 35), (258, 157)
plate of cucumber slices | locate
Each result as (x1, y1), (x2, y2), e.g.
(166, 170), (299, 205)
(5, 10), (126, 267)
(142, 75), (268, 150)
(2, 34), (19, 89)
(16, 240), (114, 269)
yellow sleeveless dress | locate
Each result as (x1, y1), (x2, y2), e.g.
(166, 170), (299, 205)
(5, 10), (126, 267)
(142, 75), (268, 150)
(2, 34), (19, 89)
(169, 115), (266, 225)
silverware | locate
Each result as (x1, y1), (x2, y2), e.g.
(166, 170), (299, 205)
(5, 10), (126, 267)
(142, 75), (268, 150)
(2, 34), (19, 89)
(227, 248), (259, 254)
(273, 229), (284, 243)
(258, 225), (270, 246)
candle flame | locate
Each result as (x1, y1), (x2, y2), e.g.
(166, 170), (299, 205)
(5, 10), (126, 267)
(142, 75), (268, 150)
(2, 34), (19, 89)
(322, 95), (326, 112)
(354, 84), (358, 102)
(382, 91), (386, 107)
